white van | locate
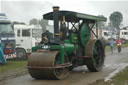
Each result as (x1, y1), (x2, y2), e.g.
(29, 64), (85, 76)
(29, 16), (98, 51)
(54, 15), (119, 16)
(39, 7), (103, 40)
(120, 29), (128, 40)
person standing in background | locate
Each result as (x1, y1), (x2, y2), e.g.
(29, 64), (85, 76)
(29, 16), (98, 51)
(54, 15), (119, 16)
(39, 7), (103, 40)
(109, 38), (115, 54)
(0, 40), (7, 64)
(116, 37), (122, 52)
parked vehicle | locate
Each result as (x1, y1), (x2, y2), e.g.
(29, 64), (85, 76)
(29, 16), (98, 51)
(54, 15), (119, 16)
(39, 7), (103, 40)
(14, 24), (42, 60)
(120, 29), (128, 43)
(0, 13), (16, 59)
(102, 30), (117, 40)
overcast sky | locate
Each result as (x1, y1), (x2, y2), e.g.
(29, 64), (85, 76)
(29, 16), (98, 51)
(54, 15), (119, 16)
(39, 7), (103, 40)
(0, 0), (128, 27)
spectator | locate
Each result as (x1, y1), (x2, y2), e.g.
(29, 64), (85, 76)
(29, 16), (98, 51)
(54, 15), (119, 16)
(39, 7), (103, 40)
(116, 37), (122, 52)
(109, 38), (115, 54)
(0, 40), (7, 64)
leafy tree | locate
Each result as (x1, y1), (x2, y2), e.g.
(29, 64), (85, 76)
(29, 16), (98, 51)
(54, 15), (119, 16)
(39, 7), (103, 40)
(109, 11), (123, 32)
(29, 18), (39, 25)
(97, 15), (106, 29)
(29, 18), (48, 32)
(39, 19), (48, 32)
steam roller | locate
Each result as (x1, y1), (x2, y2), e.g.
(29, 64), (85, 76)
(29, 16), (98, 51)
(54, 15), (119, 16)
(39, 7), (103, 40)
(26, 6), (107, 80)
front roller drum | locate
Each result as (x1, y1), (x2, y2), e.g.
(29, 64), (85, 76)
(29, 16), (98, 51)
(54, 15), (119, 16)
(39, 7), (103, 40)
(27, 51), (71, 80)
(85, 39), (105, 72)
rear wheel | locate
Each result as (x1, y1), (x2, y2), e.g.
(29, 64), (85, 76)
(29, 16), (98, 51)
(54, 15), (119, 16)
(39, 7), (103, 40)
(85, 40), (105, 72)
(16, 49), (26, 60)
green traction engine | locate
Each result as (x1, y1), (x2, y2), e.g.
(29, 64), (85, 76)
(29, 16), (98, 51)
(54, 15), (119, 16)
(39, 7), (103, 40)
(27, 6), (107, 79)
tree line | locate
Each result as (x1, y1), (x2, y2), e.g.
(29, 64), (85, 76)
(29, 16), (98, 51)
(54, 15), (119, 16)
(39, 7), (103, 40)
(29, 18), (48, 32)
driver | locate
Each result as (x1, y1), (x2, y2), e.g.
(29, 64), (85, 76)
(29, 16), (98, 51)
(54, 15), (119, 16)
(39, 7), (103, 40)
(60, 16), (68, 39)
(41, 30), (53, 44)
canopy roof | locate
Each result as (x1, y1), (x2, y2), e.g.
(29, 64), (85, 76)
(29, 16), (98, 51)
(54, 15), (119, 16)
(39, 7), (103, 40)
(43, 11), (107, 22)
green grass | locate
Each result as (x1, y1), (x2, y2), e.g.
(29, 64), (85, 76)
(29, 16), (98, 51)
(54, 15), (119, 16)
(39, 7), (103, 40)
(110, 67), (128, 85)
(90, 67), (128, 85)
(0, 60), (27, 73)
(91, 67), (128, 85)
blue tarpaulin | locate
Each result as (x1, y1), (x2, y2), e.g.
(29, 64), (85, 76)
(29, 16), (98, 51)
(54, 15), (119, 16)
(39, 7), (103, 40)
(0, 42), (7, 64)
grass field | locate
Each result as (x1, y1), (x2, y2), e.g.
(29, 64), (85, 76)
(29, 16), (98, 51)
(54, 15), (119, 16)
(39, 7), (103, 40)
(0, 60), (27, 73)
(91, 67), (128, 85)
(110, 67), (128, 85)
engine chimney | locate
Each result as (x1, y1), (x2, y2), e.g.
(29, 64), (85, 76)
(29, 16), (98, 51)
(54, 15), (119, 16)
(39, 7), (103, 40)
(53, 6), (59, 37)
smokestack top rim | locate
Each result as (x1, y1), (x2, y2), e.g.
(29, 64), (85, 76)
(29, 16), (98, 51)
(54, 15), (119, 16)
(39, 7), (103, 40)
(53, 6), (59, 11)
